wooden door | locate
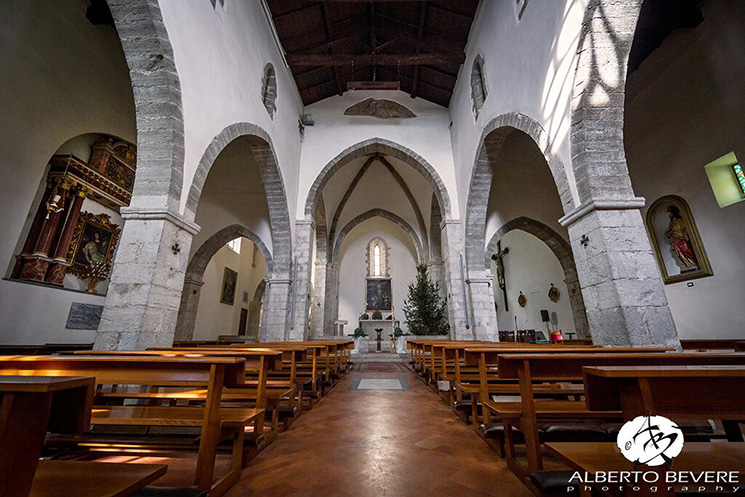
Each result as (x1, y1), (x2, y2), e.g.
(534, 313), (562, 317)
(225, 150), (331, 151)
(238, 308), (248, 336)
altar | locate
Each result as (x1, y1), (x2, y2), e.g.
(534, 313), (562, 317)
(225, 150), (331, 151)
(360, 319), (399, 352)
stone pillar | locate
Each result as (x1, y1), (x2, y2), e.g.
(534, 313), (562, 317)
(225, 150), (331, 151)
(426, 260), (445, 298)
(94, 208), (198, 350)
(564, 275), (590, 338)
(323, 262), (339, 336)
(560, 204), (679, 348)
(440, 220), (470, 340)
(466, 274), (499, 341)
(246, 300), (262, 340)
(261, 278), (291, 342)
(310, 259), (327, 337)
(289, 220), (314, 340)
(173, 277), (204, 342)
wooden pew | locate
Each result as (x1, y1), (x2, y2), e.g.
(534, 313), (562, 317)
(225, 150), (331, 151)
(81, 348), (288, 440)
(680, 338), (742, 351)
(0, 355), (262, 496)
(583, 365), (745, 441)
(492, 353), (745, 481)
(30, 460), (167, 497)
(0, 375), (95, 497)
(459, 346), (667, 427)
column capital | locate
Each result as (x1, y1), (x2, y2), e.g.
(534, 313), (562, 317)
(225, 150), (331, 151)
(466, 277), (492, 285)
(120, 207), (201, 235)
(558, 197), (646, 227)
(295, 219), (315, 229)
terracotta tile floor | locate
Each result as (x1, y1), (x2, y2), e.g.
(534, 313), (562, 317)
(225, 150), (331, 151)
(223, 364), (533, 497)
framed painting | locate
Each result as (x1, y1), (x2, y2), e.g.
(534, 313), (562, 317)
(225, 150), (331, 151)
(645, 195), (713, 284)
(67, 212), (120, 279)
(221, 267), (238, 305)
(366, 278), (392, 311)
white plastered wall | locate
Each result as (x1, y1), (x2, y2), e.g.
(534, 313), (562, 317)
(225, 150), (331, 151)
(194, 238), (267, 340)
(491, 230), (574, 334)
(0, 0), (135, 344)
(624, 0), (745, 339)
(297, 90), (459, 219)
(449, 0), (588, 222)
(337, 218), (418, 334)
(158, 0), (304, 226)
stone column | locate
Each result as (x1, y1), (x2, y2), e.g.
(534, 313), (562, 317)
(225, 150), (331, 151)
(246, 301), (262, 340)
(309, 259), (327, 337)
(440, 220), (470, 340)
(323, 262), (339, 336)
(173, 277), (204, 342)
(466, 274), (499, 341)
(94, 208), (198, 350)
(261, 278), (291, 342)
(426, 260), (445, 298)
(560, 203), (679, 348)
(289, 220), (314, 340)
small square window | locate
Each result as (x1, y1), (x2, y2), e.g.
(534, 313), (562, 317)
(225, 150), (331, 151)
(704, 151), (744, 208)
(226, 238), (241, 254)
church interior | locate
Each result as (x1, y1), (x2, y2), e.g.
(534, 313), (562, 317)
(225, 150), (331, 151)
(1, 0), (744, 496)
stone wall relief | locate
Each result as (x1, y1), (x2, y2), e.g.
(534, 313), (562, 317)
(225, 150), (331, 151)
(645, 195), (713, 284)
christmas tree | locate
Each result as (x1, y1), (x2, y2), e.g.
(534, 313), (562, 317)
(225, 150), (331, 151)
(403, 264), (449, 335)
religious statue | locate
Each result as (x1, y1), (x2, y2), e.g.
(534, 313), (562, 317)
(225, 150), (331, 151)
(491, 241), (509, 311)
(664, 205), (699, 270)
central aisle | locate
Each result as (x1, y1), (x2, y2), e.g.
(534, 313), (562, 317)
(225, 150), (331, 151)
(227, 362), (532, 496)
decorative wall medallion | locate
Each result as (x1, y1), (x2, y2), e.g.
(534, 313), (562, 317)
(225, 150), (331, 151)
(344, 98), (416, 119)
(548, 283), (561, 303)
(517, 291), (527, 308)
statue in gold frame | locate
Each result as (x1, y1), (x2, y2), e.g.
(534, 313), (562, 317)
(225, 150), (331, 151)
(645, 195), (712, 284)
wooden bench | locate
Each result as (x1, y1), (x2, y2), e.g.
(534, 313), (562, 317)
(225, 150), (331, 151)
(30, 460), (167, 497)
(0, 375), (95, 497)
(0, 355), (261, 496)
(492, 353), (745, 480)
(583, 365), (745, 441)
(545, 442), (745, 497)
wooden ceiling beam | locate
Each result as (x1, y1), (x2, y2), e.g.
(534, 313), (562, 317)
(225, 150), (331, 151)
(410, 2), (427, 99)
(320, 2), (344, 96)
(287, 53), (465, 67)
(272, 3), (318, 21)
(428, 4), (474, 23)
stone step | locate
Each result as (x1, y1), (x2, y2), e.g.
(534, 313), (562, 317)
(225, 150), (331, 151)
(350, 353), (407, 363)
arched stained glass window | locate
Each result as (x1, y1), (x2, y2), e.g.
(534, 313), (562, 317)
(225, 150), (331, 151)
(374, 245), (381, 276)
(367, 237), (389, 278)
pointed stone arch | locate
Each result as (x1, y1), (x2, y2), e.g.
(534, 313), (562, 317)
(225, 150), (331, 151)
(331, 208), (425, 264)
(304, 138), (452, 221)
(486, 217), (588, 336)
(185, 122), (292, 278)
(106, 0), (184, 211)
(175, 224), (272, 342)
(463, 112), (573, 339)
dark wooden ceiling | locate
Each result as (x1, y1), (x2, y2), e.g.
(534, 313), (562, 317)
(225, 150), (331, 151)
(266, 0), (480, 107)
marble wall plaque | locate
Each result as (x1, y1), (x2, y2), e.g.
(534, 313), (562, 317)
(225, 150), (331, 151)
(66, 303), (104, 330)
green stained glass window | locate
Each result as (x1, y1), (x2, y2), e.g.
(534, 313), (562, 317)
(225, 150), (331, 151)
(733, 163), (745, 196)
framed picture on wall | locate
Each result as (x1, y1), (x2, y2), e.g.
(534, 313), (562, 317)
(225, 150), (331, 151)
(645, 195), (713, 284)
(221, 267), (238, 305)
(67, 212), (120, 279)
(366, 278), (392, 311)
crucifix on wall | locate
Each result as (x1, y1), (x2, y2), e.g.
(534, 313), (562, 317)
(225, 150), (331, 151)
(491, 241), (510, 312)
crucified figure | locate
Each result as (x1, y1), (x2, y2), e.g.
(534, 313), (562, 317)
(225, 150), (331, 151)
(491, 241), (509, 312)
